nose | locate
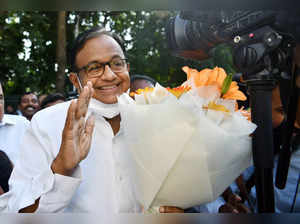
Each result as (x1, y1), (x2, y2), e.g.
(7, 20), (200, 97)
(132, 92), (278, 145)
(101, 65), (117, 81)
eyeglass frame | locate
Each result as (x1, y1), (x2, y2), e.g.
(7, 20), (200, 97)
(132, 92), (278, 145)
(74, 57), (129, 79)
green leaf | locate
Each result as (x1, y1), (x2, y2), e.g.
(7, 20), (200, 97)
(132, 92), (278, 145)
(221, 74), (232, 95)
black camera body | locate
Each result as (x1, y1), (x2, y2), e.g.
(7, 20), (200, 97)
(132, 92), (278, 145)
(167, 11), (275, 58)
(166, 10), (297, 81)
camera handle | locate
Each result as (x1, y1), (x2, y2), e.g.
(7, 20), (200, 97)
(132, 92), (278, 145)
(247, 78), (276, 213)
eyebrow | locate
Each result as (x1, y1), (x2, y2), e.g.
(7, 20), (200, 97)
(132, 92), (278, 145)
(86, 55), (123, 66)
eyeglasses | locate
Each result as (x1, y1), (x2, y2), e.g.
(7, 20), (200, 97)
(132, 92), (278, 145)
(76, 58), (128, 78)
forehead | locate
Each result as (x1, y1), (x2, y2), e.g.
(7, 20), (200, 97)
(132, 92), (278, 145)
(0, 83), (2, 95)
(76, 35), (124, 68)
(21, 94), (37, 101)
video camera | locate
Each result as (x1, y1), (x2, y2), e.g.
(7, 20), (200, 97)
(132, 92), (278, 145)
(166, 11), (297, 80)
(166, 10), (300, 213)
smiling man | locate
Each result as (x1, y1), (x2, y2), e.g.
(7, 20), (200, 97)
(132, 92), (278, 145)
(3, 27), (184, 215)
(3, 27), (142, 215)
(18, 92), (40, 121)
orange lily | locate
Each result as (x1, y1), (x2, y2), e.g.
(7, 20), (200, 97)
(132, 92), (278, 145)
(182, 66), (247, 101)
(131, 86), (191, 99)
(130, 87), (154, 97)
(166, 86), (191, 98)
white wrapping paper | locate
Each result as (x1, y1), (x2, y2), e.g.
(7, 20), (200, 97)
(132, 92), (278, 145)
(117, 90), (256, 210)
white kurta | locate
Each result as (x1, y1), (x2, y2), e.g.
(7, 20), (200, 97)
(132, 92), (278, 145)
(2, 101), (142, 214)
(0, 114), (30, 165)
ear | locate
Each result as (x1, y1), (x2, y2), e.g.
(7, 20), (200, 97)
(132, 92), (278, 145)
(69, 73), (82, 94)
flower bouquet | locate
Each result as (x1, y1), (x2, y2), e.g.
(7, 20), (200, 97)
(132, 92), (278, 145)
(117, 66), (256, 211)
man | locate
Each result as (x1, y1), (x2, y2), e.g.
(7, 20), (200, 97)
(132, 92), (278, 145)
(5, 104), (17, 115)
(18, 92), (40, 121)
(0, 82), (30, 165)
(273, 44), (300, 213)
(130, 74), (156, 93)
(5, 27), (181, 214)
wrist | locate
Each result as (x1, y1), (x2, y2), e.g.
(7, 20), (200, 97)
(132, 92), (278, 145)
(51, 156), (74, 176)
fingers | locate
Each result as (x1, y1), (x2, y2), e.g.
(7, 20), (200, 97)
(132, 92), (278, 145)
(75, 81), (94, 120)
(219, 202), (251, 213)
(78, 117), (85, 136)
(235, 203), (251, 213)
(227, 193), (251, 213)
(85, 113), (96, 136)
(159, 206), (184, 213)
(219, 204), (239, 213)
(64, 100), (76, 131)
(228, 193), (242, 204)
(79, 114), (95, 161)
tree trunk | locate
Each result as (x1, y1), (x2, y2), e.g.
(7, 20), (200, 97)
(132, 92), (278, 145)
(56, 11), (66, 94)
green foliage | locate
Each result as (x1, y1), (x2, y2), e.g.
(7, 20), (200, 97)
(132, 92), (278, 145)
(0, 11), (57, 95)
(1, 11), (237, 97)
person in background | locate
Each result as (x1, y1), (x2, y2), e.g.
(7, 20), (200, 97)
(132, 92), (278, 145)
(0, 81), (30, 165)
(0, 150), (13, 195)
(130, 74), (156, 93)
(5, 105), (17, 115)
(18, 92), (40, 121)
(273, 44), (300, 213)
(39, 93), (66, 110)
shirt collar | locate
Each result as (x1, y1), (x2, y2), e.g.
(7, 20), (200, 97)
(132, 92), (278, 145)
(0, 114), (17, 126)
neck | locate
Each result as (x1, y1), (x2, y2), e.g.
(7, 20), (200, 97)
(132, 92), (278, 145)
(105, 114), (121, 136)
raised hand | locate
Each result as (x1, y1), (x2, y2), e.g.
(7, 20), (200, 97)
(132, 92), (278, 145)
(51, 81), (95, 176)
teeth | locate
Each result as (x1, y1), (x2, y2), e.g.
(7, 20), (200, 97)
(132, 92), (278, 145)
(100, 85), (117, 90)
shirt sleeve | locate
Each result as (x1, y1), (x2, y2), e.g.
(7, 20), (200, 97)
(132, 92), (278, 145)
(7, 108), (81, 213)
(205, 196), (225, 213)
(0, 191), (13, 212)
(36, 168), (82, 212)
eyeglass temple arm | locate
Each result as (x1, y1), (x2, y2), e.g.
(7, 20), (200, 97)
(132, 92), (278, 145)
(76, 74), (83, 92)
